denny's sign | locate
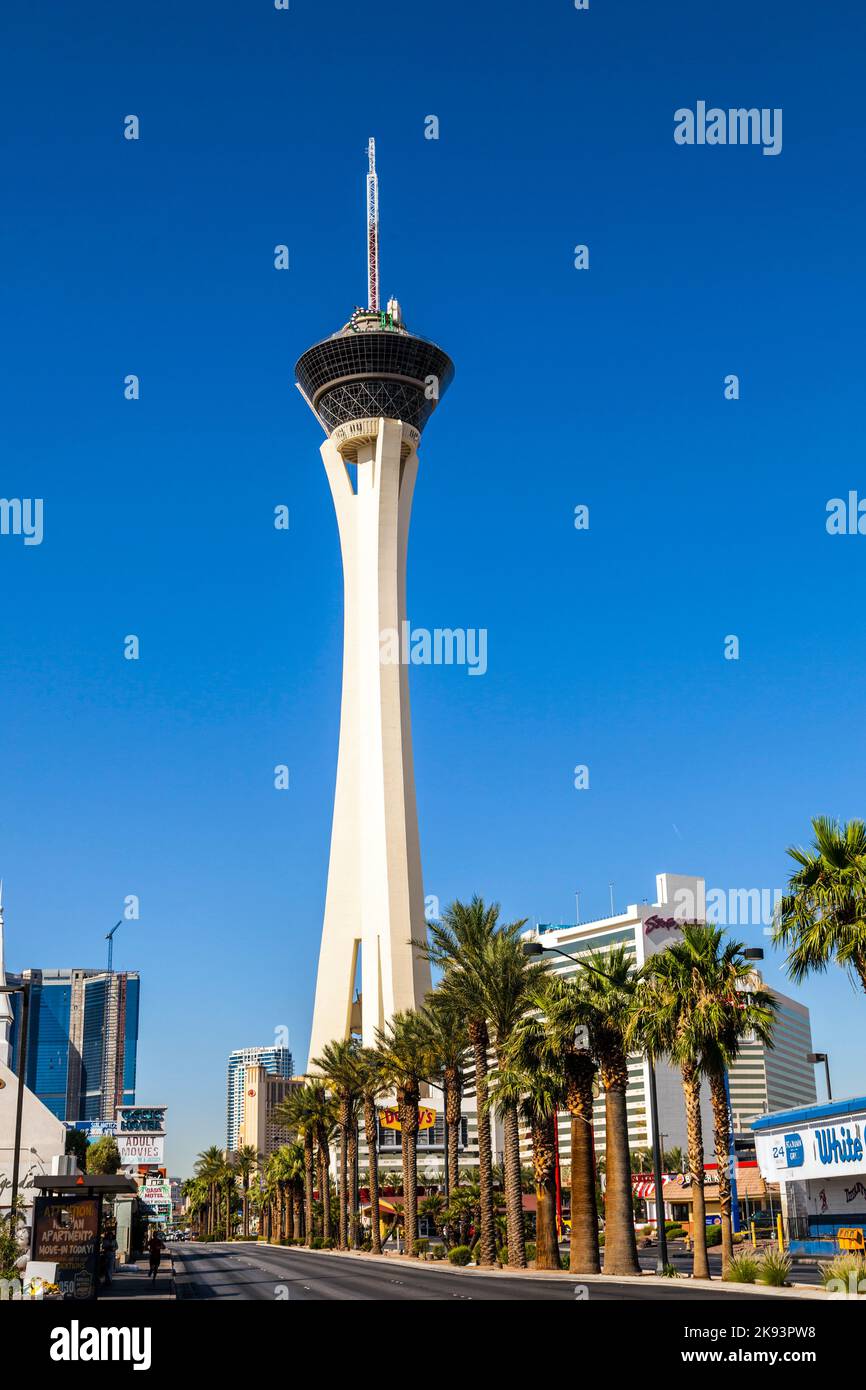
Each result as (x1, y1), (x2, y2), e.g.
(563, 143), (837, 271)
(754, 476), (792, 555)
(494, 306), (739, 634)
(379, 1106), (436, 1132)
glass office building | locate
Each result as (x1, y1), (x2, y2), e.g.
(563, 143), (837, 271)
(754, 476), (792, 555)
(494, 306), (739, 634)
(8, 968), (140, 1121)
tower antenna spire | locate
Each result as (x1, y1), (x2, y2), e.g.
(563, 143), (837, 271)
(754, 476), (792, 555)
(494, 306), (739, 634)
(366, 137), (379, 312)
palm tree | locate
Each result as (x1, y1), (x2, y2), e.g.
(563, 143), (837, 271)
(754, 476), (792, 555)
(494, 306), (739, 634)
(376, 1010), (434, 1255)
(474, 927), (548, 1268)
(194, 1145), (225, 1236)
(668, 924), (777, 1273)
(276, 1083), (321, 1246)
(580, 946), (644, 1277)
(416, 996), (468, 1246)
(633, 933), (713, 1279)
(773, 816), (866, 993)
(312, 1037), (362, 1250)
(233, 1143), (260, 1239)
(420, 895), (520, 1268)
(536, 971), (601, 1274)
(355, 1046), (388, 1254)
(283, 1140), (307, 1241)
(220, 1154), (237, 1240)
(181, 1176), (208, 1237)
(311, 1084), (336, 1243)
(490, 1020), (566, 1270)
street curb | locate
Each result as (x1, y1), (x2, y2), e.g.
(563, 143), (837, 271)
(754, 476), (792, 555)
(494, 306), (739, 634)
(247, 1241), (826, 1299)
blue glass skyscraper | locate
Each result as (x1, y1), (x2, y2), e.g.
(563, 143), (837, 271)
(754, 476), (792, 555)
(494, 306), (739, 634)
(7, 968), (140, 1122)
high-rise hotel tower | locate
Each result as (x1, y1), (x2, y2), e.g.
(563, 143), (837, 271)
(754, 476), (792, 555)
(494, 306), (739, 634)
(297, 141), (453, 1063)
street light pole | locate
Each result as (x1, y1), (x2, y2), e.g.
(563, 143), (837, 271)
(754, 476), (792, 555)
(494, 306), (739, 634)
(646, 1054), (669, 1272)
(2, 980), (30, 1234)
(807, 1052), (832, 1101)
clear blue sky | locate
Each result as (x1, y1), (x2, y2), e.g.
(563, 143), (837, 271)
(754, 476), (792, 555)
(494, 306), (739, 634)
(2, 1), (865, 1176)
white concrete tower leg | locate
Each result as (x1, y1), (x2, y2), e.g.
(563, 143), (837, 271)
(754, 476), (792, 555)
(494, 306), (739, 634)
(307, 418), (432, 1068)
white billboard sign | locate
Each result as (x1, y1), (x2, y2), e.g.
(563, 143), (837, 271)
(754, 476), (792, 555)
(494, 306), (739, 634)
(118, 1133), (165, 1165)
(755, 1111), (866, 1184)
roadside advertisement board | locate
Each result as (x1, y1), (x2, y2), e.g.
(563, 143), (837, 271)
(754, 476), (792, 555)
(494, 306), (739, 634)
(117, 1133), (165, 1165)
(378, 1105), (436, 1131)
(116, 1106), (167, 1134)
(32, 1195), (102, 1301)
(755, 1112), (866, 1183)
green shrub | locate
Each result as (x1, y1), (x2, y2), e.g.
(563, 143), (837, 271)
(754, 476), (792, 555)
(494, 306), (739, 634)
(310, 1236), (324, 1250)
(661, 1263), (680, 1278)
(757, 1245), (792, 1287)
(448, 1245), (472, 1266)
(724, 1253), (760, 1284)
(496, 1246), (508, 1265)
(413, 1239), (429, 1257)
(0, 1225), (20, 1281)
(819, 1253), (866, 1293)
(560, 1254), (570, 1270)
(525, 1242), (536, 1262)
(665, 1222), (685, 1239)
(705, 1224), (722, 1247)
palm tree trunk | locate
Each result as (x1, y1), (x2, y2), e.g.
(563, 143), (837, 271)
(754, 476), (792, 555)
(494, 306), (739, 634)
(243, 1179), (249, 1239)
(318, 1141), (332, 1242)
(446, 1089), (461, 1201)
(683, 1062), (710, 1279)
(566, 1054), (600, 1273)
(338, 1110), (349, 1249)
(470, 1020), (497, 1267)
(601, 1063), (641, 1276)
(399, 1086), (420, 1253)
(502, 1101), (527, 1267)
(304, 1134), (315, 1247)
(364, 1097), (382, 1255)
(532, 1117), (560, 1269)
(348, 1120), (359, 1248)
(708, 1069), (734, 1274)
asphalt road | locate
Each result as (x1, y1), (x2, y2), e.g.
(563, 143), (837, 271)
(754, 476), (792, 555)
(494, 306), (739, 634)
(173, 1242), (798, 1301)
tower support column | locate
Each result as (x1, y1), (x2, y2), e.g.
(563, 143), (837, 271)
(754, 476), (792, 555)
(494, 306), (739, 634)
(307, 417), (431, 1064)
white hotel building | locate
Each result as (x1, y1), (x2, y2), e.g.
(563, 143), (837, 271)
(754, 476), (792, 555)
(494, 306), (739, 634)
(521, 872), (817, 1168)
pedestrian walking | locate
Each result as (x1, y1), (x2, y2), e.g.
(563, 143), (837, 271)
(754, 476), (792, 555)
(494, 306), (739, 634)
(147, 1232), (166, 1282)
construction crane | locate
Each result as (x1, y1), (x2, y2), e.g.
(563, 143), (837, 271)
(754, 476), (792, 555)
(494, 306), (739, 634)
(105, 919), (123, 974)
(366, 137), (379, 312)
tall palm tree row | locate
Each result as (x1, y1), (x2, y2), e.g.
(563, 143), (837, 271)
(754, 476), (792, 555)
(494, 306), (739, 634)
(189, 882), (799, 1273)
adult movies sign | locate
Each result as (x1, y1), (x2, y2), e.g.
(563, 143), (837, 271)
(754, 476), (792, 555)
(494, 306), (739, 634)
(117, 1132), (165, 1165)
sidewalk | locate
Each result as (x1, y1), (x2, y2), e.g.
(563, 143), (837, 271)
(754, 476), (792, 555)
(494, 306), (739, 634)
(99, 1253), (175, 1301)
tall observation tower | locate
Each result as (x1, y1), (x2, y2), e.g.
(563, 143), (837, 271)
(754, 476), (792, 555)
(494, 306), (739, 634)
(297, 141), (454, 1064)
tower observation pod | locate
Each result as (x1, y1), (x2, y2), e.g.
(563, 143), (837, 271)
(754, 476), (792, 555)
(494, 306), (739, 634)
(296, 141), (454, 1064)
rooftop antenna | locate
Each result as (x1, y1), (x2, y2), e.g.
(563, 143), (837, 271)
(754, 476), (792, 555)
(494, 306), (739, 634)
(366, 137), (379, 312)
